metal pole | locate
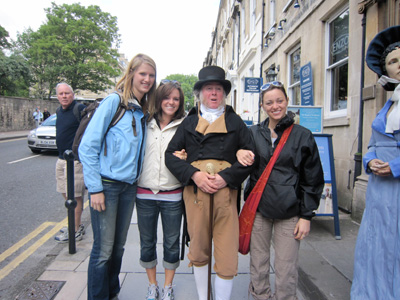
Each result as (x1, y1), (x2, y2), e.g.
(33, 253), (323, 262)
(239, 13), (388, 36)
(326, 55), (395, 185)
(206, 163), (215, 300)
(64, 150), (76, 254)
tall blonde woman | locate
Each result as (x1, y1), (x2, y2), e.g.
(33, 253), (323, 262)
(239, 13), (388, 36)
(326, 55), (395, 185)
(79, 54), (157, 300)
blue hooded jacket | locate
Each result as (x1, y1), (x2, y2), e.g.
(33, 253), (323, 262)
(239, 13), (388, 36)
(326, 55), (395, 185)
(79, 93), (146, 193)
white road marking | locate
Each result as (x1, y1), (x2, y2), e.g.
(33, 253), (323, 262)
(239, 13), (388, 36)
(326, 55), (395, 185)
(7, 155), (41, 164)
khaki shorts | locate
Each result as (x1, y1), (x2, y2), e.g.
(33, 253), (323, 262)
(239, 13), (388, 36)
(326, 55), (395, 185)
(56, 158), (86, 198)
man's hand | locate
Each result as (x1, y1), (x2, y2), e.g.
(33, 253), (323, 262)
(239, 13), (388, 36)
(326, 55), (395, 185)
(91, 192), (106, 212)
(191, 171), (218, 194)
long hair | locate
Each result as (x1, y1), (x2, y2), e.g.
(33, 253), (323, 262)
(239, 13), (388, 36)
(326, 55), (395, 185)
(149, 82), (185, 122)
(115, 53), (156, 113)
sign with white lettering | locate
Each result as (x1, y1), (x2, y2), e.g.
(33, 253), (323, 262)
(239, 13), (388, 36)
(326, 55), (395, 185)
(300, 62), (314, 106)
(244, 77), (262, 93)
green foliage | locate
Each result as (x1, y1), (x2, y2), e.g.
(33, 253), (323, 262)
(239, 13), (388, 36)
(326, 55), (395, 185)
(163, 74), (198, 111)
(0, 25), (11, 49)
(14, 2), (121, 99)
(0, 25), (31, 96)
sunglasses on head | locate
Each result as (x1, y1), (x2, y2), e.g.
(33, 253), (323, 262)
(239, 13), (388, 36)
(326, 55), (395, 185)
(260, 81), (283, 91)
(160, 79), (181, 87)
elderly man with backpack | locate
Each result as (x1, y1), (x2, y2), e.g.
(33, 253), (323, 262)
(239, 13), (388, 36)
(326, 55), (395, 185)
(54, 82), (86, 243)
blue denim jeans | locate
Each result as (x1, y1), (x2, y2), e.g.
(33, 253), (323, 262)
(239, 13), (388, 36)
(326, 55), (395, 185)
(87, 181), (137, 300)
(136, 198), (183, 270)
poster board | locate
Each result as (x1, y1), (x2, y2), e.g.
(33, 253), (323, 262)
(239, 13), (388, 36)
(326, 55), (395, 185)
(287, 106), (323, 133)
(313, 133), (341, 239)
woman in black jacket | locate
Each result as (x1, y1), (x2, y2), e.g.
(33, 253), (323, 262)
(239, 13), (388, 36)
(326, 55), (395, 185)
(237, 81), (324, 300)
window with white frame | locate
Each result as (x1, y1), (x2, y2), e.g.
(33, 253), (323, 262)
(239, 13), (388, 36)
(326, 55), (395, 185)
(288, 46), (301, 105)
(250, 0), (256, 34)
(269, 0), (276, 28)
(325, 7), (349, 116)
(241, 3), (245, 47)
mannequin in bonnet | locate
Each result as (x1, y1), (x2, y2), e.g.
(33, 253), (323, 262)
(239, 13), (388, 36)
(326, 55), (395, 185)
(351, 26), (400, 300)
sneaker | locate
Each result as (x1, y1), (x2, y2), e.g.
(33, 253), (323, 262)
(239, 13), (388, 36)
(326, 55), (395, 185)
(60, 224), (85, 235)
(54, 231), (69, 243)
(161, 284), (174, 300)
(146, 283), (159, 300)
(54, 228), (83, 243)
(78, 224), (85, 235)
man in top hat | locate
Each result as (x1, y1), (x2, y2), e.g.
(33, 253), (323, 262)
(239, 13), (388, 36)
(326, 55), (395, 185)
(351, 26), (400, 300)
(165, 65), (255, 300)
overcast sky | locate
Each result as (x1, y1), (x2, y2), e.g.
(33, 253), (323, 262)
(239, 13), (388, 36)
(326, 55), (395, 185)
(0, 0), (220, 82)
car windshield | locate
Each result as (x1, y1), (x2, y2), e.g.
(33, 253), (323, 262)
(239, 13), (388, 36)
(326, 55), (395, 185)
(41, 114), (56, 126)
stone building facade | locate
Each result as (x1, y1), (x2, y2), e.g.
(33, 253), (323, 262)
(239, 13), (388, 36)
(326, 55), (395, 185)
(204, 0), (399, 221)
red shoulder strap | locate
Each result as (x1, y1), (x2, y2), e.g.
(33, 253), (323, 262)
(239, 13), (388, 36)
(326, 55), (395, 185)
(245, 124), (294, 211)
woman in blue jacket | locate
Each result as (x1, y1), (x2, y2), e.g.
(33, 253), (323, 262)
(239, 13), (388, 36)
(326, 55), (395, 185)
(79, 53), (157, 300)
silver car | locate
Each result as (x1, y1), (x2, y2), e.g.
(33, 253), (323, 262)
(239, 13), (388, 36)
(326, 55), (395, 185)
(27, 114), (57, 153)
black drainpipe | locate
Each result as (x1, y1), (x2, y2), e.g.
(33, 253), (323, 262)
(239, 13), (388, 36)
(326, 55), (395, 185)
(258, 0), (266, 124)
(354, 12), (367, 184)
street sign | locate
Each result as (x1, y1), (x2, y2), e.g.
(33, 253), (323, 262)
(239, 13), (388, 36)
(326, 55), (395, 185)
(244, 77), (262, 93)
(300, 62), (314, 106)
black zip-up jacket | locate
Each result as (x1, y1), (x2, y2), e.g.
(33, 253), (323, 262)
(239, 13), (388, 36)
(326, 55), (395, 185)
(165, 105), (255, 189)
(244, 114), (324, 220)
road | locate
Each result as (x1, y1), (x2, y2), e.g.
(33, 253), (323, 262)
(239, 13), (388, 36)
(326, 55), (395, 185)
(0, 137), (89, 299)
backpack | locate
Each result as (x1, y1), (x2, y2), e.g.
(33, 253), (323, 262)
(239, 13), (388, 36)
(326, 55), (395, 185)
(72, 93), (127, 160)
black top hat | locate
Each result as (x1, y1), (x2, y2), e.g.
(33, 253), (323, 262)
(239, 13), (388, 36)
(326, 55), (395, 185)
(193, 66), (232, 95)
(366, 26), (400, 90)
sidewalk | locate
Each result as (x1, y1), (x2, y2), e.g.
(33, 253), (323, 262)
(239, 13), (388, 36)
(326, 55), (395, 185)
(4, 130), (359, 300)
(21, 208), (304, 300)
(0, 130), (31, 141)
(16, 209), (359, 300)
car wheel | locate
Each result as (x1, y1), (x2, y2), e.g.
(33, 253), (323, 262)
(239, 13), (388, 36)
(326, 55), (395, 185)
(30, 149), (41, 154)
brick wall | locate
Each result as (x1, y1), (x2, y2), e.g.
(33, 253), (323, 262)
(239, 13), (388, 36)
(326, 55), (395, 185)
(0, 96), (60, 132)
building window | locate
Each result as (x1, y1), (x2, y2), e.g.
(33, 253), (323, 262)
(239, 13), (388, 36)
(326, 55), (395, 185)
(269, 0), (276, 28)
(250, 0), (256, 34)
(241, 3), (245, 48)
(325, 7), (349, 116)
(288, 46), (301, 105)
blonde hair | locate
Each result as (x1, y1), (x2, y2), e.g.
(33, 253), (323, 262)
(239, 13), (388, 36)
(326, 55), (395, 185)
(115, 53), (157, 113)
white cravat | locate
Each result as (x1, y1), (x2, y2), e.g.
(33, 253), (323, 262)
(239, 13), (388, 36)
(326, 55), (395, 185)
(200, 103), (225, 124)
(378, 76), (400, 133)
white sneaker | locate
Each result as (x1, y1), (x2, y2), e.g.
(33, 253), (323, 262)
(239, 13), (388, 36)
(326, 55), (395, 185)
(162, 284), (174, 300)
(146, 283), (159, 300)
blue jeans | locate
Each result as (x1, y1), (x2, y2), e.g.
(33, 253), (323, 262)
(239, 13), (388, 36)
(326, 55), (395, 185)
(87, 181), (137, 300)
(136, 198), (183, 270)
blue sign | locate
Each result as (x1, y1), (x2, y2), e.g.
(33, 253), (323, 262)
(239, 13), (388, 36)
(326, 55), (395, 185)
(300, 62), (314, 106)
(314, 135), (331, 182)
(244, 77), (262, 93)
(287, 106), (322, 133)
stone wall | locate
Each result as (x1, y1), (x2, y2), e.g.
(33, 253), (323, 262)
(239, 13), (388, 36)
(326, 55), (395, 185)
(0, 96), (60, 132)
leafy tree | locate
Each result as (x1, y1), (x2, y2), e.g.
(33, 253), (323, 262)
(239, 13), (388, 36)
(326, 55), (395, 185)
(0, 25), (30, 96)
(15, 2), (121, 99)
(164, 74), (197, 111)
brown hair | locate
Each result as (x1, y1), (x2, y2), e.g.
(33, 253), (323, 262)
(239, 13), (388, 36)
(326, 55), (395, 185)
(149, 82), (185, 122)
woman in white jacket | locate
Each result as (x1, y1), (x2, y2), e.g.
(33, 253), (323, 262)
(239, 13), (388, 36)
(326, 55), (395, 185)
(136, 80), (186, 300)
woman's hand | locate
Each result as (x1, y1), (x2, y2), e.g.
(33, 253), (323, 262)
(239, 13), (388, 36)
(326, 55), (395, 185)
(294, 218), (310, 240)
(368, 159), (392, 176)
(236, 149), (255, 166)
(173, 149), (187, 160)
(91, 192), (106, 212)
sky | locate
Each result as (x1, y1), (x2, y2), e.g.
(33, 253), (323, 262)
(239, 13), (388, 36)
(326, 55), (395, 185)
(0, 0), (220, 82)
